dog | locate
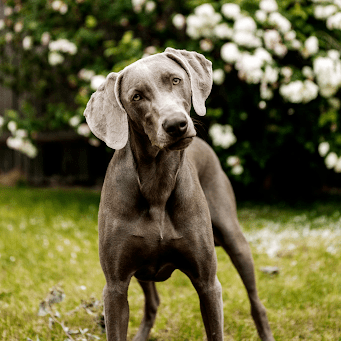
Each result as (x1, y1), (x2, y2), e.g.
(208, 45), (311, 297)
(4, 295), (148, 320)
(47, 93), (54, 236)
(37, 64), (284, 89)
(84, 48), (274, 341)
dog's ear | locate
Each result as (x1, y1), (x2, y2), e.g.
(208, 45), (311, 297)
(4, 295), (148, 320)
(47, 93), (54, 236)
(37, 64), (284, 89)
(84, 72), (128, 150)
(164, 48), (212, 116)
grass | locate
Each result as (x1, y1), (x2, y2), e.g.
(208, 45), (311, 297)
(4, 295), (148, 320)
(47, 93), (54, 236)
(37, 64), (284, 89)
(0, 187), (341, 340)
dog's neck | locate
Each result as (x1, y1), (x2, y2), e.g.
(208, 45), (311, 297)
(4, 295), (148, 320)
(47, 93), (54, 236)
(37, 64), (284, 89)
(129, 125), (185, 208)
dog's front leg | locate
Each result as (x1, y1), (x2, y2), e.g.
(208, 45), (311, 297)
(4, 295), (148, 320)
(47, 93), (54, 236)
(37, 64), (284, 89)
(103, 281), (131, 341)
(191, 275), (224, 341)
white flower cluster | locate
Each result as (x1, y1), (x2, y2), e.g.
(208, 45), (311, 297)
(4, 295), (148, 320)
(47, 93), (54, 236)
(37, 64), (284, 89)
(131, 0), (156, 13)
(209, 123), (236, 149)
(186, 4), (222, 39)
(313, 0), (341, 29)
(279, 80), (319, 103)
(226, 155), (244, 175)
(51, 1), (68, 14)
(68, 115), (100, 146)
(313, 53), (341, 97)
(6, 121), (37, 158)
(48, 39), (77, 66)
(318, 142), (341, 172)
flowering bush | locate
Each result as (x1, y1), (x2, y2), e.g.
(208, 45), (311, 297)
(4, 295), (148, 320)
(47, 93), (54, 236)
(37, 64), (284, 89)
(173, 0), (341, 190)
(0, 0), (176, 157)
(1, 0), (341, 192)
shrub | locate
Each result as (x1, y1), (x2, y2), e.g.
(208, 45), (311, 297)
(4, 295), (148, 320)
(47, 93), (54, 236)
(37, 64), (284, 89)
(1, 0), (341, 193)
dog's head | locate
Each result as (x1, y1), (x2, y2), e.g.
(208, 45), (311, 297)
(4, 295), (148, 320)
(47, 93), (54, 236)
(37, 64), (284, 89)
(84, 48), (212, 150)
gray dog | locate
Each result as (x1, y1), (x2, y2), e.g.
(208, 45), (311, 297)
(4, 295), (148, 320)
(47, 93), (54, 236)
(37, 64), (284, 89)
(84, 48), (274, 341)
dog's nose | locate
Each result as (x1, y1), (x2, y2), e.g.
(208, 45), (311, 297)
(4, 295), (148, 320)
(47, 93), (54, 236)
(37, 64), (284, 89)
(162, 114), (188, 137)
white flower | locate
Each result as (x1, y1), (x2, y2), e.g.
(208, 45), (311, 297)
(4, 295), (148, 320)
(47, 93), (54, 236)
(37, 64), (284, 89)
(23, 36), (33, 50)
(234, 16), (257, 32)
(4, 6), (13, 16)
(52, 0), (67, 13)
(263, 65), (279, 84)
(221, 3), (241, 20)
(186, 4), (222, 39)
(91, 75), (106, 90)
(6, 136), (37, 158)
(14, 21), (23, 33)
(313, 56), (341, 97)
(281, 66), (293, 80)
(52, 0), (62, 11)
(209, 124), (237, 149)
(284, 30), (296, 41)
(0, 115), (4, 128)
(21, 140), (38, 158)
(132, 0), (145, 13)
(232, 164), (244, 175)
(8, 121), (17, 133)
(213, 69), (225, 85)
(59, 3), (68, 14)
(302, 80), (319, 103)
(214, 23), (233, 39)
(69, 115), (81, 127)
(263, 29), (281, 50)
(233, 31), (262, 48)
(268, 12), (291, 33)
(48, 51), (64, 66)
(7, 136), (22, 150)
(49, 39), (77, 55)
(263, 29), (288, 57)
(259, 100), (267, 109)
(327, 49), (340, 60)
(254, 47), (273, 64)
(318, 142), (330, 157)
(255, 10), (267, 23)
(41, 32), (51, 46)
(334, 157), (341, 173)
(227, 155), (240, 167)
(0, 19), (5, 30)
(78, 69), (95, 81)
(304, 36), (319, 57)
(15, 129), (28, 138)
(279, 80), (318, 103)
(186, 15), (202, 39)
(5, 33), (13, 43)
(235, 53), (264, 84)
(291, 39), (302, 50)
(195, 3), (215, 17)
(172, 14), (186, 30)
(259, 0), (278, 13)
(325, 152), (338, 169)
(314, 5), (337, 20)
(260, 82), (274, 100)
(200, 39), (214, 51)
(145, 1), (156, 13)
(89, 138), (100, 147)
(327, 12), (341, 30)
(77, 123), (91, 137)
(221, 42), (240, 63)
(302, 66), (314, 79)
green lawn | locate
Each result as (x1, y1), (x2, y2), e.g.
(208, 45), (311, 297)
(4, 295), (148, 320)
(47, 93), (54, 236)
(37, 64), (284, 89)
(0, 187), (340, 340)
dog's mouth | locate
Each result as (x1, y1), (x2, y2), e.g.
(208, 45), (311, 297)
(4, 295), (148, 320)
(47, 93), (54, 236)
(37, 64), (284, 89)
(167, 136), (195, 151)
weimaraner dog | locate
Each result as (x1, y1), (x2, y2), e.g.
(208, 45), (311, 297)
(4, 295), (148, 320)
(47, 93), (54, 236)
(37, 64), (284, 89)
(84, 48), (274, 341)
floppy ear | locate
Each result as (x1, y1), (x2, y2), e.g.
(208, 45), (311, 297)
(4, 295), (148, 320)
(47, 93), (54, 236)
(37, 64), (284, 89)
(83, 72), (128, 150)
(164, 48), (213, 116)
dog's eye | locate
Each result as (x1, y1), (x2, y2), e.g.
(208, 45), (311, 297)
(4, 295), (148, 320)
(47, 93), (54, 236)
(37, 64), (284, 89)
(172, 78), (181, 85)
(132, 94), (142, 101)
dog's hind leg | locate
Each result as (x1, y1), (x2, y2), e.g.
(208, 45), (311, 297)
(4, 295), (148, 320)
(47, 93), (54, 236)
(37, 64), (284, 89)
(133, 280), (160, 341)
(201, 170), (274, 341)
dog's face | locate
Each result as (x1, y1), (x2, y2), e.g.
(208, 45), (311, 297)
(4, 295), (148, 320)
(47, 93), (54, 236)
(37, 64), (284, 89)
(119, 56), (196, 150)
(84, 48), (213, 150)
